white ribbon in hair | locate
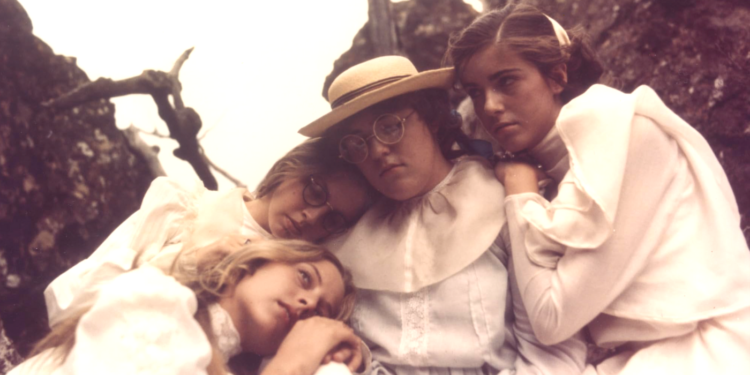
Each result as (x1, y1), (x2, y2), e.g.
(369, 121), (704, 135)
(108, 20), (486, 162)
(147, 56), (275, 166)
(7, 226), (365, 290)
(544, 14), (571, 47)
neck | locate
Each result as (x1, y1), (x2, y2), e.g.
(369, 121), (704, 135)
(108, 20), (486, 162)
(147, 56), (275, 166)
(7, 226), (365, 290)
(245, 194), (271, 233)
(218, 292), (247, 351)
(528, 125), (569, 182)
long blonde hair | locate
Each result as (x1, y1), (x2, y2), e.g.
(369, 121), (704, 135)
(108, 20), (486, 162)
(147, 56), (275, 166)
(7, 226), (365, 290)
(30, 240), (356, 375)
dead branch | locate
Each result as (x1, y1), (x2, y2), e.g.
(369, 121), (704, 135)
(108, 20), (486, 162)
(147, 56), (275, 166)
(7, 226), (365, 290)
(123, 125), (167, 178)
(201, 146), (246, 188)
(42, 48), (219, 190)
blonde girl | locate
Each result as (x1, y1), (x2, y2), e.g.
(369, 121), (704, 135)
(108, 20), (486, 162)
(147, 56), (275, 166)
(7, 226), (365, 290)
(12, 240), (361, 375)
(45, 137), (376, 328)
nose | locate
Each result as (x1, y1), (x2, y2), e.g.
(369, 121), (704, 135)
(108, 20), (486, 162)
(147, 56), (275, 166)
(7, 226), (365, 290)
(297, 291), (320, 319)
(367, 136), (391, 161)
(483, 89), (505, 117)
(301, 205), (330, 226)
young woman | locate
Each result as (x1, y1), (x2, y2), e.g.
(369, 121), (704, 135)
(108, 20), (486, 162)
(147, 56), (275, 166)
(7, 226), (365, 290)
(448, 4), (750, 374)
(298, 56), (586, 374)
(10, 240), (362, 375)
(45, 137), (376, 328)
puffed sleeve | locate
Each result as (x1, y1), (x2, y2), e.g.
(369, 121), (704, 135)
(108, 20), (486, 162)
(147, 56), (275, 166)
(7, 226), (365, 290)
(505, 116), (681, 345)
(493, 227), (586, 375)
(56, 265), (212, 375)
(44, 177), (204, 327)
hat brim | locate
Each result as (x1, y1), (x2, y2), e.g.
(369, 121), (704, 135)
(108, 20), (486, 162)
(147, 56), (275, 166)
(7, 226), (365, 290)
(299, 67), (455, 137)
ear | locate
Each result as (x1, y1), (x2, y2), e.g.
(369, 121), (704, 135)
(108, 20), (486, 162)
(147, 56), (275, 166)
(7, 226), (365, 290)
(547, 63), (568, 95)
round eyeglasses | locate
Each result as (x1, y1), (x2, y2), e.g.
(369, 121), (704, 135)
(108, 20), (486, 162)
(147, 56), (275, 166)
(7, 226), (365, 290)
(338, 111), (416, 164)
(302, 176), (349, 234)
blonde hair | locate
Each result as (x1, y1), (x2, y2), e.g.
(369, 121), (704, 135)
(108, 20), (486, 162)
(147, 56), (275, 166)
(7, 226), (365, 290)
(30, 240), (356, 375)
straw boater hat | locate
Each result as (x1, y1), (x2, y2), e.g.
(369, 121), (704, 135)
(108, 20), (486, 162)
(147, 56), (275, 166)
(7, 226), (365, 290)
(298, 56), (454, 137)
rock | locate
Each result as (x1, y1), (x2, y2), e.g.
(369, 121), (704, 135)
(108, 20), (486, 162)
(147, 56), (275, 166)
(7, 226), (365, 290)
(325, 0), (750, 245)
(0, 0), (155, 360)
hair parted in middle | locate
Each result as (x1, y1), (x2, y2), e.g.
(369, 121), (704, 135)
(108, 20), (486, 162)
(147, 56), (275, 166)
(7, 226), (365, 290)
(446, 3), (604, 104)
(254, 137), (378, 203)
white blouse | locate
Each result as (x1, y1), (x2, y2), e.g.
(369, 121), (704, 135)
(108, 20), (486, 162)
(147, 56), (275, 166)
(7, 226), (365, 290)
(506, 85), (750, 374)
(44, 177), (270, 327)
(10, 266), (242, 375)
(329, 159), (586, 375)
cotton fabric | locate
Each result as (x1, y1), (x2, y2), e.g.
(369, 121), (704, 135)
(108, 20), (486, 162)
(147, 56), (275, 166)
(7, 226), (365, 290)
(328, 159), (586, 375)
(9, 266), (244, 375)
(506, 85), (750, 374)
(44, 177), (270, 327)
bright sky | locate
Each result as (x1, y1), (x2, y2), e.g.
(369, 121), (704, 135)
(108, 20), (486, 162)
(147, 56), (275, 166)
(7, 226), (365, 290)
(20, 0), (482, 190)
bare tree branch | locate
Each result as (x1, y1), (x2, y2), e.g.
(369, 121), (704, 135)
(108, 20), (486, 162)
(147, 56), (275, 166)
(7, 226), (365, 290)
(368, 0), (400, 56)
(201, 146), (246, 188)
(42, 48), (219, 190)
(123, 125), (167, 177)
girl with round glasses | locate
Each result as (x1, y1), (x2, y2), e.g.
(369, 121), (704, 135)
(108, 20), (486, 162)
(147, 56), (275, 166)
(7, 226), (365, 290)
(299, 56), (586, 374)
(449, 3), (750, 374)
(43, 138), (377, 360)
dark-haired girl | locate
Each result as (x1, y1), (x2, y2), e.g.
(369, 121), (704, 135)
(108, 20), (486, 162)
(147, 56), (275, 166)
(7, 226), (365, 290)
(449, 3), (750, 374)
(299, 56), (586, 375)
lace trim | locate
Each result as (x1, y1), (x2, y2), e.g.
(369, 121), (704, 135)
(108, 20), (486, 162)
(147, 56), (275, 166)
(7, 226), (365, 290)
(398, 288), (429, 361)
(208, 303), (242, 361)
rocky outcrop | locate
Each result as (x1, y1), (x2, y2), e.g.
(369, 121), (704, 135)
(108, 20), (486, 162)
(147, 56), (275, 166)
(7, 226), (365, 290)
(0, 0), (154, 362)
(325, 0), (750, 243)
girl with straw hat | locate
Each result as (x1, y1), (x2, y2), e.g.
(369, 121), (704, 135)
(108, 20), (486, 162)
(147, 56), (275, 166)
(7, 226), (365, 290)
(299, 56), (586, 374)
(448, 3), (750, 374)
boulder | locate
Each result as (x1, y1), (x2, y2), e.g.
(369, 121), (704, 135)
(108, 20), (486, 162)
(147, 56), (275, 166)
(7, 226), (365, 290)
(0, 0), (154, 360)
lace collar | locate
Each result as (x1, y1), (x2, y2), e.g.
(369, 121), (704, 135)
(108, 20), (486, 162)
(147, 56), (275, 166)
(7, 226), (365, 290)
(208, 303), (242, 361)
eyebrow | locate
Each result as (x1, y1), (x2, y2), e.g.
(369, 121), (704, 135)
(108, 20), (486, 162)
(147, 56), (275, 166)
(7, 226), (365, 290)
(488, 68), (521, 82)
(311, 263), (323, 286)
(310, 264), (335, 317)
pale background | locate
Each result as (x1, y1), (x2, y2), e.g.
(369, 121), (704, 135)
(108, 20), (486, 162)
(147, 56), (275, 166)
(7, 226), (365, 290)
(19, 0), (482, 190)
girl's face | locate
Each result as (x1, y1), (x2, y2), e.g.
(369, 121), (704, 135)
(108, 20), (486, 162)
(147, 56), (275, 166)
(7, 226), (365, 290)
(265, 173), (369, 242)
(459, 43), (565, 153)
(344, 107), (452, 201)
(222, 259), (345, 356)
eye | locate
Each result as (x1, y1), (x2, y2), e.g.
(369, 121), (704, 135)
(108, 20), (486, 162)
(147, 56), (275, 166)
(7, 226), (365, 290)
(298, 269), (312, 286)
(466, 88), (482, 99)
(495, 76), (517, 89)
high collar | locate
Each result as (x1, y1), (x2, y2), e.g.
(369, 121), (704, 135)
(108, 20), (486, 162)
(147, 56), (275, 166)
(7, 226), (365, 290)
(529, 125), (570, 182)
(208, 303), (242, 361)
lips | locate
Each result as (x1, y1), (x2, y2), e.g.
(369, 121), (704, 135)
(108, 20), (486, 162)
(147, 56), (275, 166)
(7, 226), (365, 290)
(283, 215), (301, 237)
(278, 301), (298, 331)
(379, 163), (404, 177)
(492, 122), (518, 134)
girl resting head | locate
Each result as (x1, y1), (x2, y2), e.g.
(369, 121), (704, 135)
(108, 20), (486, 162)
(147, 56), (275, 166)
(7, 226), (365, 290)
(249, 137), (379, 242)
(447, 3), (603, 154)
(300, 56), (474, 201)
(28, 239), (359, 375)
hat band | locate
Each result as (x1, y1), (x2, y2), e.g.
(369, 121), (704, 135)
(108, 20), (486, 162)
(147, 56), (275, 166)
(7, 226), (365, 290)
(330, 75), (410, 109)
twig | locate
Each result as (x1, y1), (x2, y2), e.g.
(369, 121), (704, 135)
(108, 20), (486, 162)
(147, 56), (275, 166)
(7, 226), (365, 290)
(41, 48), (219, 190)
(201, 146), (246, 188)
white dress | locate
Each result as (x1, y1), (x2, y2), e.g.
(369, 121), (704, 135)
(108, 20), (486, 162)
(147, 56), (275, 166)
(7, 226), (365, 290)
(327, 158), (586, 375)
(9, 265), (242, 375)
(505, 85), (750, 374)
(44, 177), (271, 327)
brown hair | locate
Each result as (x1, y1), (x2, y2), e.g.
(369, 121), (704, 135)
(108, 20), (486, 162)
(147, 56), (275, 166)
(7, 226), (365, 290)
(447, 3), (603, 104)
(30, 240), (356, 375)
(324, 88), (474, 160)
(254, 137), (378, 203)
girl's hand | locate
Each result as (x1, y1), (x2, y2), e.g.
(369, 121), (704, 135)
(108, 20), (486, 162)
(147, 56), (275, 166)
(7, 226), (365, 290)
(263, 317), (363, 375)
(494, 162), (548, 196)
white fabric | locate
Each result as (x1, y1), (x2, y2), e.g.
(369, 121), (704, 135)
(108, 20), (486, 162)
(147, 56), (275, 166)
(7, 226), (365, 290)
(10, 266), (212, 375)
(327, 158), (506, 292)
(44, 177), (268, 327)
(208, 303), (242, 361)
(505, 85), (750, 374)
(331, 160), (586, 375)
